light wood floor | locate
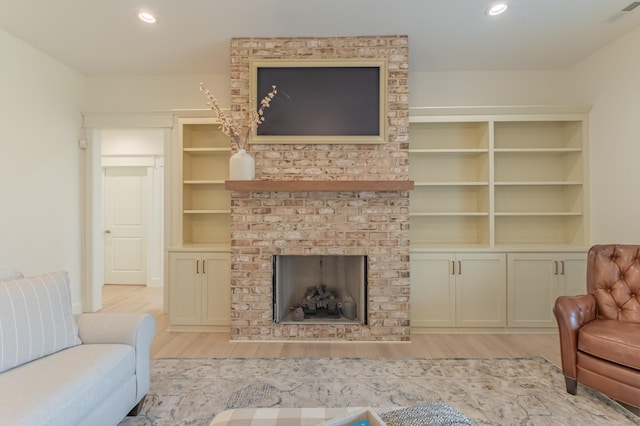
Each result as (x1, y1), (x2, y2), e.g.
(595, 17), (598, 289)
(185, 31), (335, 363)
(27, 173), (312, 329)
(100, 285), (562, 366)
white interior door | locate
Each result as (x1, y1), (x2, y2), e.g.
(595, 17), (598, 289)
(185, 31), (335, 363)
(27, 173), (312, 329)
(104, 167), (148, 285)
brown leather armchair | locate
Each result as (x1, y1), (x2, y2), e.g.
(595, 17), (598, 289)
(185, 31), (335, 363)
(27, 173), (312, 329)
(553, 244), (640, 412)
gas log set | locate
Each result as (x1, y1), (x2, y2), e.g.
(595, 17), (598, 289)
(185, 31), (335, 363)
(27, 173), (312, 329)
(290, 284), (356, 321)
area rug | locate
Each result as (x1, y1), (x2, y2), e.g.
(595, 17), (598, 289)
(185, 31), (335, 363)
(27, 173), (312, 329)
(119, 357), (638, 425)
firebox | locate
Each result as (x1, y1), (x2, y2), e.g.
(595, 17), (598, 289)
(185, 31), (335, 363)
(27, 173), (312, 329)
(272, 255), (367, 324)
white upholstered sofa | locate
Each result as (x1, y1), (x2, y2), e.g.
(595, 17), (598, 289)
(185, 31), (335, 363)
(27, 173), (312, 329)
(0, 269), (156, 426)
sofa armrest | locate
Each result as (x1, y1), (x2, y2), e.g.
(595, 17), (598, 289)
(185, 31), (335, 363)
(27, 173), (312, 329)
(75, 313), (156, 401)
(553, 295), (596, 379)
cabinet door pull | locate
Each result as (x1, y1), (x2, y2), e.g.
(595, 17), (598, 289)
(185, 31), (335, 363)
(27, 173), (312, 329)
(196, 259), (200, 274)
(560, 260), (565, 275)
(451, 260), (455, 275)
(553, 260), (558, 275)
(458, 260), (462, 275)
(203, 259), (206, 274)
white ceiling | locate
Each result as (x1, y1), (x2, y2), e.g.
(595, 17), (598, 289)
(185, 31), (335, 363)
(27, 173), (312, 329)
(1, 0), (639, 76)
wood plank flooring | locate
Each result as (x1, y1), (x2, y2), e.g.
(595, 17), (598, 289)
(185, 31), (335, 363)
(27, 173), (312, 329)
(100, 285), (562, 366)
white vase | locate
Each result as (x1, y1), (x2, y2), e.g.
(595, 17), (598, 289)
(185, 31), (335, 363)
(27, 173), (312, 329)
(229, 149), (255, 180)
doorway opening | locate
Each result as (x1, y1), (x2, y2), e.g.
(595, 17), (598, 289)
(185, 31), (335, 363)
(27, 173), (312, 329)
(80, 125), (166, 312)
(102, 129), (164, 287)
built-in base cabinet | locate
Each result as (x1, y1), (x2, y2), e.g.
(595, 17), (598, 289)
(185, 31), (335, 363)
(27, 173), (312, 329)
(411, 252), (507, 328)
(411, 250), (586, 331)
(168, 250), (230, 330)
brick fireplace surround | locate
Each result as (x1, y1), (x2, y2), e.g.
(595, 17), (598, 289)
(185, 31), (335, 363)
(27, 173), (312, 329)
(229, 35), (410, 341)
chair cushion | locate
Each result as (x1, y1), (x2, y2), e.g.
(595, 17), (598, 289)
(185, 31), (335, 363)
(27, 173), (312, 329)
(578, 319), (640, 370)
(0, 343), (135, 426)
(0, 271), (81, 373)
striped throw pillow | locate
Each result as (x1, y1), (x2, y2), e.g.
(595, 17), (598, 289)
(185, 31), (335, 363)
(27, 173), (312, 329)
(0, 271), (81, 373)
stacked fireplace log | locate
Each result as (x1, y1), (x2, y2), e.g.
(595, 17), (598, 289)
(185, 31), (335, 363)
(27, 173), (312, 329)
(290, 284), (357, 321)
(302, 284), (340, 316)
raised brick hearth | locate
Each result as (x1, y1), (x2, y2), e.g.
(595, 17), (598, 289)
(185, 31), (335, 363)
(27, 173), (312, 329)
(229, 35), (410, 341)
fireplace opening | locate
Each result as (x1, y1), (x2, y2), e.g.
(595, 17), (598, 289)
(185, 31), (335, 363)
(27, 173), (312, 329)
(273, 255), (368, 324)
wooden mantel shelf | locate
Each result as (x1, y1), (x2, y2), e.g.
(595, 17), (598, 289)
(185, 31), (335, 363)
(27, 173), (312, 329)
(225, 180), (414, 192)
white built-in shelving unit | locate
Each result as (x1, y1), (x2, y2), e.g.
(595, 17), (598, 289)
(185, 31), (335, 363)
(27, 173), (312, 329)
(408, 106), (589, 249)
(168, 116), (231, 331)
(408, 106), (591, 332)
(179, 118), (231, 246)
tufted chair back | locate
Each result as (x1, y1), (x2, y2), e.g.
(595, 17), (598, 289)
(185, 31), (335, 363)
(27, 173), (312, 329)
(587, 244), (640, 324)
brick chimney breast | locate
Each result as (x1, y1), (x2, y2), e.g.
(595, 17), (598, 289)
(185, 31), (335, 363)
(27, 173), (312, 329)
(229, 35), (410, 341)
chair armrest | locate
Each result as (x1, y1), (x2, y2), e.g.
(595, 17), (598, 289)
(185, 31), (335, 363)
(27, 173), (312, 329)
(75, 313), (156, 400)
(553, 295), (596, 379)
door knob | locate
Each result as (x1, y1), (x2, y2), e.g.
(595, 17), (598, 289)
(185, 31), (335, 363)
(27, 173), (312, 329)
(104, 229), (111, 234)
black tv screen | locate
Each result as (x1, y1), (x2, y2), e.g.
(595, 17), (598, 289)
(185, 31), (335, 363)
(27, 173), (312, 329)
(251, 60), (387, 144)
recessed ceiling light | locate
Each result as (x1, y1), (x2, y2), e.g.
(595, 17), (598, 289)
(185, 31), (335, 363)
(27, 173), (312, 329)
(138, 11), (156, 24)
(487, 2), (509, 16)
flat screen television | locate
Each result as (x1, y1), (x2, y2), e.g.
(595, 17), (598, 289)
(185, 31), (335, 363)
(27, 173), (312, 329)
(250, 59), (387, 144)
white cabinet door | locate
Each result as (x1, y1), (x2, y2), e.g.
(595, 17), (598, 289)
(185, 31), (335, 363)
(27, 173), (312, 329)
(507, 252), (587, 328)
(411, 253), (456, 327)
(169, 251), (202, 325)
(558, 253), (587, 296)
(456, 253), (506, 327)
(202, 252), (231, 326)
(411, 252), (506, 328)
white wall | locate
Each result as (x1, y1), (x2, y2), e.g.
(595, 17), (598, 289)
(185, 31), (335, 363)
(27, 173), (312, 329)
(84, 74), (228, 112)
(570, 26), (640, 244)
(0, 29), (85, 310)
(102, 129), (164, 156)
(410, 69), (580, 107)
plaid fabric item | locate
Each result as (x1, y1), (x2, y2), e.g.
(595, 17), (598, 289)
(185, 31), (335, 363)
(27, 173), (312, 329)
(209, 407), (366, 426)
(210, 405), (472, 426)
